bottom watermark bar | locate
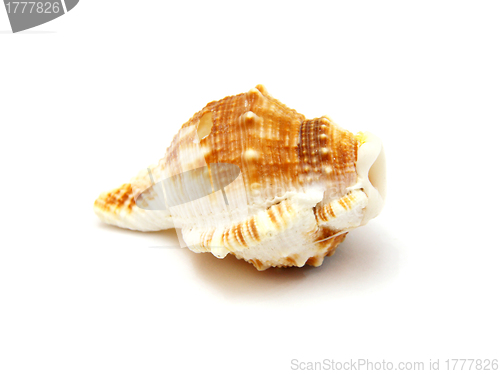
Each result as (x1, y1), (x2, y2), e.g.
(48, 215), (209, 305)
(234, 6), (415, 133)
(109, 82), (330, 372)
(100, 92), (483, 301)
(290, 358), (498, 371)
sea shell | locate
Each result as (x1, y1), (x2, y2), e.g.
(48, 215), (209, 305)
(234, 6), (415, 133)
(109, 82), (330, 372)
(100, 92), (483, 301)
(94, 85), (386, 270)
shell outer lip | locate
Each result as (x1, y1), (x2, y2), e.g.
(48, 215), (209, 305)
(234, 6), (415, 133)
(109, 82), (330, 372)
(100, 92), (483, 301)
(354, 132), (386, 225)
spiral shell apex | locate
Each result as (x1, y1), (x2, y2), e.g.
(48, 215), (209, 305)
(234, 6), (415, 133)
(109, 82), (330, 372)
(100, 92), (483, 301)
(94, 85), (386, 270)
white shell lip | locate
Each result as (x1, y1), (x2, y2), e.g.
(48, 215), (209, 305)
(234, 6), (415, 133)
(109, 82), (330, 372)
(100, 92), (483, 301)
(355, 132), (386, 225)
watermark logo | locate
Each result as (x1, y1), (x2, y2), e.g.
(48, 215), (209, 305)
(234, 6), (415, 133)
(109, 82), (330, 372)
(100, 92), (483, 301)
(130, 122), (350, 251)
(132, 125), (250, 252)
(3, 0), (79, 33)
(136, 163), (240, 211)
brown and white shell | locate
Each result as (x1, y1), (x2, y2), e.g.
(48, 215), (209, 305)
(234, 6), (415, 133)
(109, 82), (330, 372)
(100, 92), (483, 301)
(94, 85), (386, 270)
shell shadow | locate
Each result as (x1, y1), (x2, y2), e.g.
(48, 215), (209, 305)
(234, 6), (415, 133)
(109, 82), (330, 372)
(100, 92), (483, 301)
(190, 222), (399, 301)
(95, 220), (399, 301)
(95, 221), (180, 243)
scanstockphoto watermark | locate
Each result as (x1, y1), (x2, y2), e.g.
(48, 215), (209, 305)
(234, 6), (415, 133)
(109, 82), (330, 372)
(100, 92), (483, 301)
(3, 0), (79, 32)
(291, 359), (424, 371)
(290, 358), (499, 371)
(133, 124), (349, 250)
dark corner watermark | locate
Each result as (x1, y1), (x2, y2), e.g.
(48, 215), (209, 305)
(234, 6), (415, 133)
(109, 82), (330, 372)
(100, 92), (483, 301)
(3, 0), (79, 33)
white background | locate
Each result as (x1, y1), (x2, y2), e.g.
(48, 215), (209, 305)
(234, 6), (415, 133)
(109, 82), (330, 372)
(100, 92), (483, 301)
(1, 1), (499, 373)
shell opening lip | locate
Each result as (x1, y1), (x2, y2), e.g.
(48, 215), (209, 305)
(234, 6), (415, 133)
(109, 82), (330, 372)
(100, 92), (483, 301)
(356, 132), (386, 225)
(368, 144), (386, 201)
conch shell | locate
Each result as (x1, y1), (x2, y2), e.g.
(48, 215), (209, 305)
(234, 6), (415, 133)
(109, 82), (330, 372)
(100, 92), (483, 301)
(94, 85), (386, 270)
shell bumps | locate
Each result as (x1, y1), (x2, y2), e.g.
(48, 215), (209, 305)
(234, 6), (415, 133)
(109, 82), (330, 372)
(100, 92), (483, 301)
(94, 85), (386, 270)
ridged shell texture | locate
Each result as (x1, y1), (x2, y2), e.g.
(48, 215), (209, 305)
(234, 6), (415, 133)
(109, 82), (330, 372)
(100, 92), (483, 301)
(94, 85), (384, 270)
